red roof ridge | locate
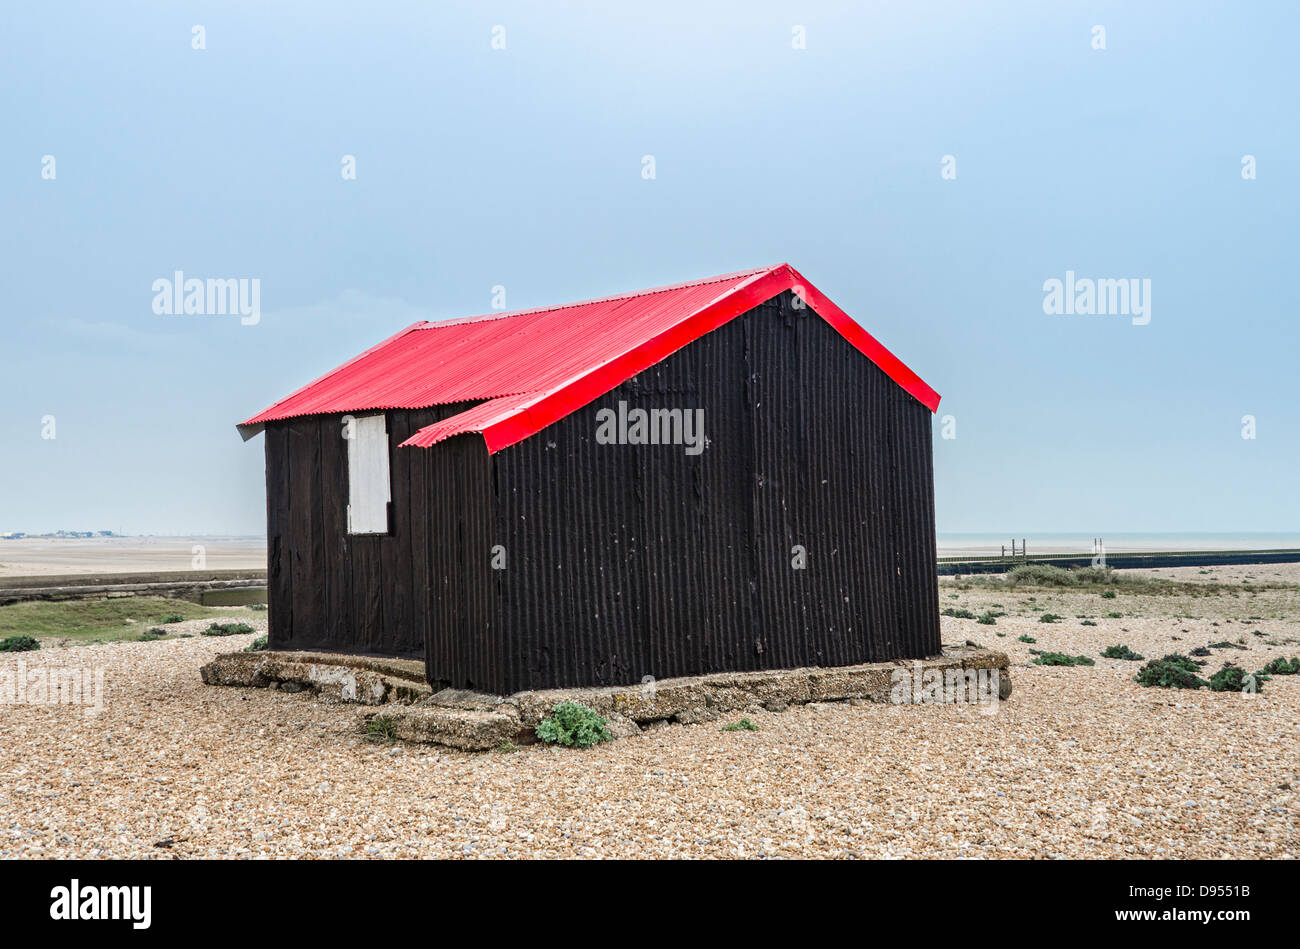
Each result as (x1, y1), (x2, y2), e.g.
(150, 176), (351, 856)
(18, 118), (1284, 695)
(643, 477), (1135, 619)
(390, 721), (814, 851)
(411, 264), (781, 330)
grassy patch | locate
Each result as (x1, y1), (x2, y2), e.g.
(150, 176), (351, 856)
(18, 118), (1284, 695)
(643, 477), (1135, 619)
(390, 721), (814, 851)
(0, 597), (255, 643)
(1031, 652), (1096, 667)
(721, 718), (760, 732)
(1039, 613), (1063, 624)
(364, 715), (398, 743)
(0, 635), (41, 652)
(945, 564), (1297, 597)
(1259, 657), (1300, 676)
(1017, 634), (1036, 643)
(244, 635), (269, 652)
(201, 622), (255, 637)
(941, 607), (977, 619)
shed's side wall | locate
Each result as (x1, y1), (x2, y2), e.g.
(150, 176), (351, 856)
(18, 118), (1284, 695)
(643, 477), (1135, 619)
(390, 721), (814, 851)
(264, 403), (481, 659)
(427, 291), (940, 693)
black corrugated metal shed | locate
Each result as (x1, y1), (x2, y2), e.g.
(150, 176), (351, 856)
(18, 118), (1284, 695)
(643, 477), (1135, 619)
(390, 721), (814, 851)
(243, 266), (943, 693)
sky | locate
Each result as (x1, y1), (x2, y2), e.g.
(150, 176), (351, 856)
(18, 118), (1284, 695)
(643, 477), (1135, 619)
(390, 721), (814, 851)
(1, 1), (1296, 536)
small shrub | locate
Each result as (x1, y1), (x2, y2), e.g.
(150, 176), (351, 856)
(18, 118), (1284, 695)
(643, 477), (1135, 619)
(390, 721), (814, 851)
(1134, 654), (1207, 690)
(1017, 634), (1036, 643)
(494, 741), (520, 754)
(201, 622), (255, 637)
(1106, 612), (1123, 618)
(244, 635), (269, 652)
(1208, 664), (1266, 694)
(0, 635), (41, 652)
(1039, 614), (1063, 624)
(364, 716), (398, 743)
(1031, 652), (1095, 667)
(722, 718), (759, 732)
(941, 607), (977, 619)
(1207, 641), (1244, 650)
(161, 614), (185, 624)
(138, 628), (168, 642)
(249, 603), (268, 612)
(535, 701), (612, 749)
(1259, 657), (1300, 676)
(1189, 646), (1211, 657)
(976, 612), (999, 625)
(1100, 590), (1117, 599)
(1101, 644), (1144, 661)
(1080, 619), (1098, 626)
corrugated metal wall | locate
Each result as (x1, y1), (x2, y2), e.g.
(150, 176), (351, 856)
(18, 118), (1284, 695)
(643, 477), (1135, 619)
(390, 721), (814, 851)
(266, 291), (940, 692)
(431, 291), (940, 693)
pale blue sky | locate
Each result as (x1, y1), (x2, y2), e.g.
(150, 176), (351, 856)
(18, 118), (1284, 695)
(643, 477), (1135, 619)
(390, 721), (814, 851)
(2, 1), (1296, 536)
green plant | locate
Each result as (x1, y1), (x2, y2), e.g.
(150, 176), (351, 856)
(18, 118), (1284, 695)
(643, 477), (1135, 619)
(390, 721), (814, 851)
(1101, 590), (1117, 599)
(1134, 654), (1207, 690)
(1259, 657), (1300, 676)
(941, 607), (977, 619)
(0, 635), (41, 652)
(1106, 612), (1123, 618)
(976, 612), (999, 625)
(1017, 634), (1036, 643)
(201, 622), (255, 637)
(1039, 613), (1063, 624)
(249, 603), (268, 612)
(161, 614), (185, 624)
(494, 741), (520, 754)
(244, 635), (269, 652)
(1189, 646), (1211, 656)
(1101, 644), (1144, 661)
(535, 701), (613, 749)
(1031, 652), (1095, 667)
(138, 628), (168, 641)
(1208, 664), (1266, 694)
(722, 718), (759, 732)
(1080, 619), (1097, 626)
(364, 715), (398, 743)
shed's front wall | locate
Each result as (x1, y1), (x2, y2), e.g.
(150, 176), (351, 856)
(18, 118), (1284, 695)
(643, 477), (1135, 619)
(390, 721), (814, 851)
(429, 291), (941, 693)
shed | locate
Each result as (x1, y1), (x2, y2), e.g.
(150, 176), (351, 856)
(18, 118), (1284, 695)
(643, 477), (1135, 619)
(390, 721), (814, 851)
(238, 263), (942, 694)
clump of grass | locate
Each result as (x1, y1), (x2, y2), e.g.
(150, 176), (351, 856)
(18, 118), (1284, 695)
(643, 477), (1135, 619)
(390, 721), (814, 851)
(0, 635), (41, 652)
(1080, 619), (1097, 626)
(364, 715), (398, 743)
(137, 628), (168, 642)
(1101, 644), (1144, 661)
(249, 603), (268, 612)
(1039, 613), (1063, 624)
(941, 607), (977, 619)
(1006, 564), (1117, 587)
(1208, 664), (1266, 694)
(1207, 641), (1245, 650)
(244, 635), (269, 652)
(1031, 652), (1095, 667)
(1106, 612), (1123, 618)
(976, 611), (1000, 625)
(1101, 590), (1117, 599)
(721, 718), (759, 732)
(1189, 646), (1211, 656)
(1134, 654), (1207, 690)
(161, 614), (185, 624)
(494, 741), (520, 754)
(1017, 634), (1036, 643)
(201, 622), (255, 637)
(535, 701), (612, 749)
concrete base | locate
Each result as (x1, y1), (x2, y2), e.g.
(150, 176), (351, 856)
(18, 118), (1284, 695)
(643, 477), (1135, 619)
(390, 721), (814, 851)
(201, 645), (1011, 751)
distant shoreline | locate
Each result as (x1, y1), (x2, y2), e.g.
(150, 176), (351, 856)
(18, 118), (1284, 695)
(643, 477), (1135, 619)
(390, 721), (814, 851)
(3, 532), (1299, 578)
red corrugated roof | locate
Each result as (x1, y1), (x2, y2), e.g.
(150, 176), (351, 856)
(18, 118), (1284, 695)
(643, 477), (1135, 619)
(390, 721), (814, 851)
(239, 263), (940, 453)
